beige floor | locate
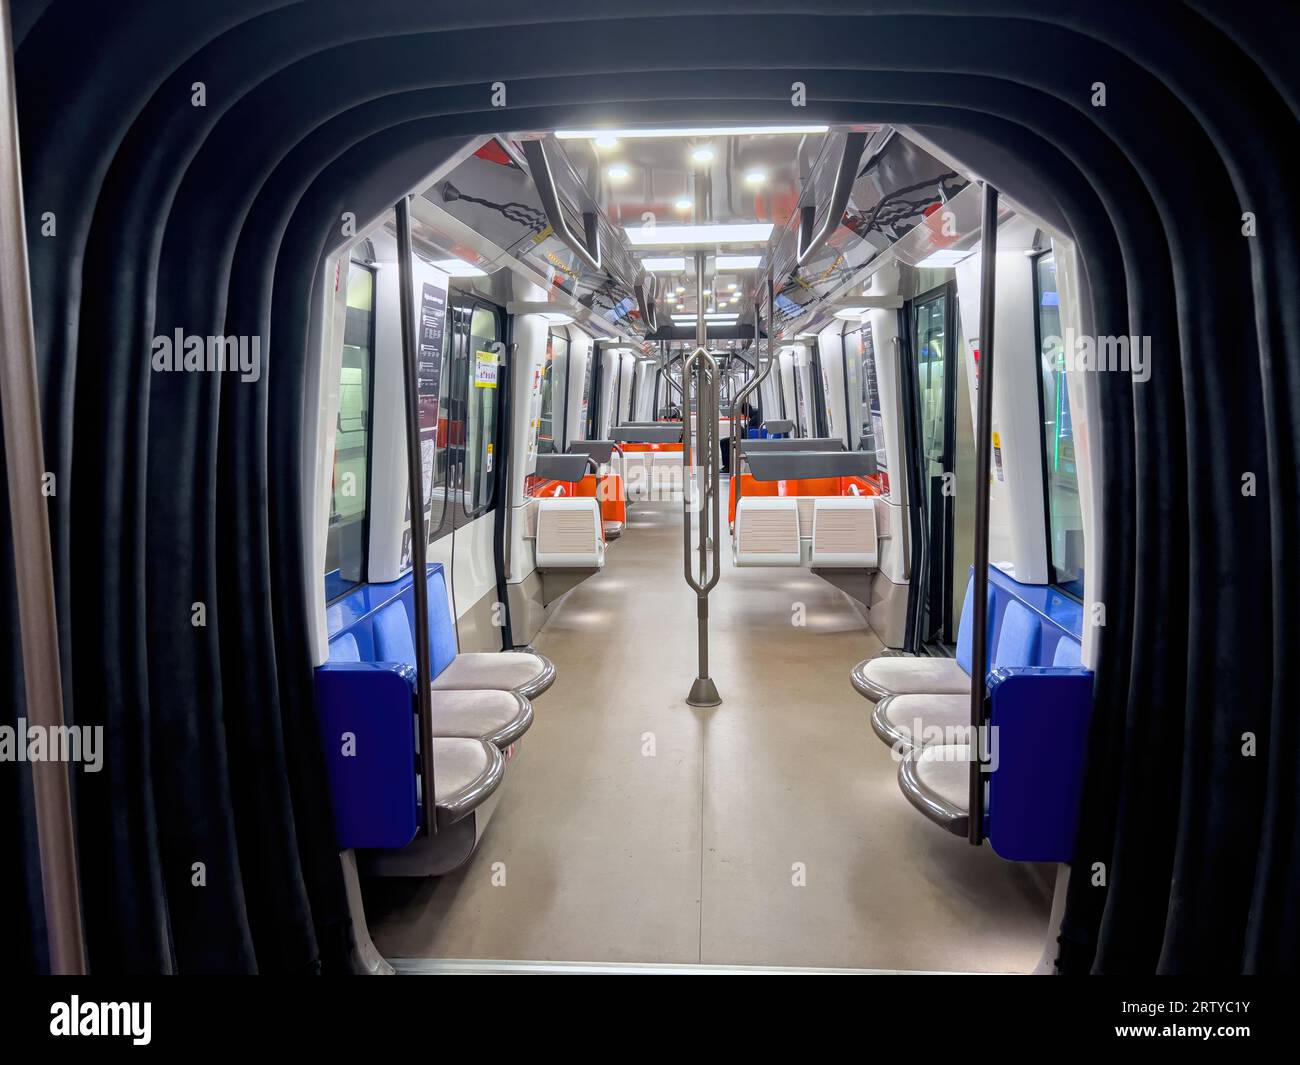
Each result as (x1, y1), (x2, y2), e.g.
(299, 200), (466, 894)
(363, 498), (1053, 971)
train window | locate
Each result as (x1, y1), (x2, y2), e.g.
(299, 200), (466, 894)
(324, 261), (375, 601)
(1034, 253), (1084, 597)
(425, 296), (453, 543)
(463, 304), (501, 518)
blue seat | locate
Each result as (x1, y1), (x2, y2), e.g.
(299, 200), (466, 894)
(423, 568), (557, 699)
(878, 566), (1094, 862)
(313, 564), (521, 874)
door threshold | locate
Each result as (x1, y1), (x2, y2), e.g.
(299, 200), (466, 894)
(390, 957), (969, 975)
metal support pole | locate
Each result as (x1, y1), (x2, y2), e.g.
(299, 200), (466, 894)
(683, 326), (722, 707)
(0, 0), (87, 974)
(395, 195), (437, 836)
(968, 182), (999, 845)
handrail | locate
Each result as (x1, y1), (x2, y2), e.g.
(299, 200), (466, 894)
(520, 137), (602, 272)
(682, 345), (722, 707)
(634, 270), (658, 333)
(729, 277), (776, 484)
(0, 0), (86, 972)
(968, 182), (1000, 846)
(796, 130), (868, 267)
(395, 194), (437, 837)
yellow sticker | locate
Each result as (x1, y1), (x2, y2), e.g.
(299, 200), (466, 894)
(474, 349), (499, 388)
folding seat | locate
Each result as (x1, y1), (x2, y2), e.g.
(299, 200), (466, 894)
(368, 595), (540, 754)
(866, 598), (1042, 755)
(850, 574), (982, 703)
(424, 570), (556, 699)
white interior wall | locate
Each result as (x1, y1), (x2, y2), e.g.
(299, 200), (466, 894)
(864, 262), (908, 590)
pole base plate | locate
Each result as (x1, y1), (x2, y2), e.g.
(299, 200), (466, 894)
(686, 677), (722, 707)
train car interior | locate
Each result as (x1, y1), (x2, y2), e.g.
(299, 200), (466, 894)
(3, 3), (1298, 983)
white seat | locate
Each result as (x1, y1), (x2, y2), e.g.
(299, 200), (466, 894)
(898, 743), (973, 837)
(871, 693), (973, 753)
(426, 737), (505, 822)
(430, 650), (556, 700)
(850, 654), (969, 702)
(432, 689), (533, 748)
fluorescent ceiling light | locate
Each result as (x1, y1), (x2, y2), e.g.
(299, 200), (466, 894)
(744, 169), (767, 185)
(431, 258), (487, 277)
(640, 256), (686, 271)
(916, 249), (975, 268)
(540, 312), (574, 324)
(593, 134), (619, 149)
(607, 164), (629, 181)
(726, 283), (738, 291)
(716, 254), (763, 270)
(674, 197), (693, 210)
(834, 308), (869, 320)
(624, 223), (773, 246)
(690, 146), (715, 164)
(556, 125), (830, 139)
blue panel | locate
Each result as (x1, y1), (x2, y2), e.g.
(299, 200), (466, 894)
(986, 667), (1094, 861)
(424, 568), (460, 677)
(373, 600), (417, 670)
(991, 600), (1041, 668)
(329, 632), (360, 663)
(314, 662), (418, 850)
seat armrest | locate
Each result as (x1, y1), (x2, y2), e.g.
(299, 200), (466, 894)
(984, 666), (1093, 862)
(314, 661), (419, 850)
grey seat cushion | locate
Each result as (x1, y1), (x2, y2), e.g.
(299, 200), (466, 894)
(898, 743), (973, 836)
(851, 655), (969, 702)
(432, 689), (533, 748)
(431, 651), (556, 699)
(426, 737), (504, 820)
(871, 693), (973, 752)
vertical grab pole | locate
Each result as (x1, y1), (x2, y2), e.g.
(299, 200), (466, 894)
(683, 344), (722, 708)
(968, 182), (999, 845)
(395, 195), (437, 836)
(0, 0), (87, 973)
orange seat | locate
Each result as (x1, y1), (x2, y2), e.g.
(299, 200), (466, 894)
(728, 474), (780, 525)
(780, 477), (841, 497)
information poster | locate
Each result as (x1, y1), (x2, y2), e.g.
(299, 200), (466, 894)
(417, 281), (446, 504)
(474, 349), (499, 388)
(403, 279), (446, 570)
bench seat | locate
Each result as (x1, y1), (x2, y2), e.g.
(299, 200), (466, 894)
(430, 689), (533, 749)
(898, 743), (972, 837)
(871, 693), (972, 752)
(426, 737), (506, 821)
(852, 656), (969, 702)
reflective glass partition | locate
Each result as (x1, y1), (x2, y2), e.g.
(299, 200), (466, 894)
(1034, 253), (1084, 597)
(538, 330), (568, 454)
(463, 304), (502, 517)
(325, 261), (375, 601)
(843, 325), (889, 493)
